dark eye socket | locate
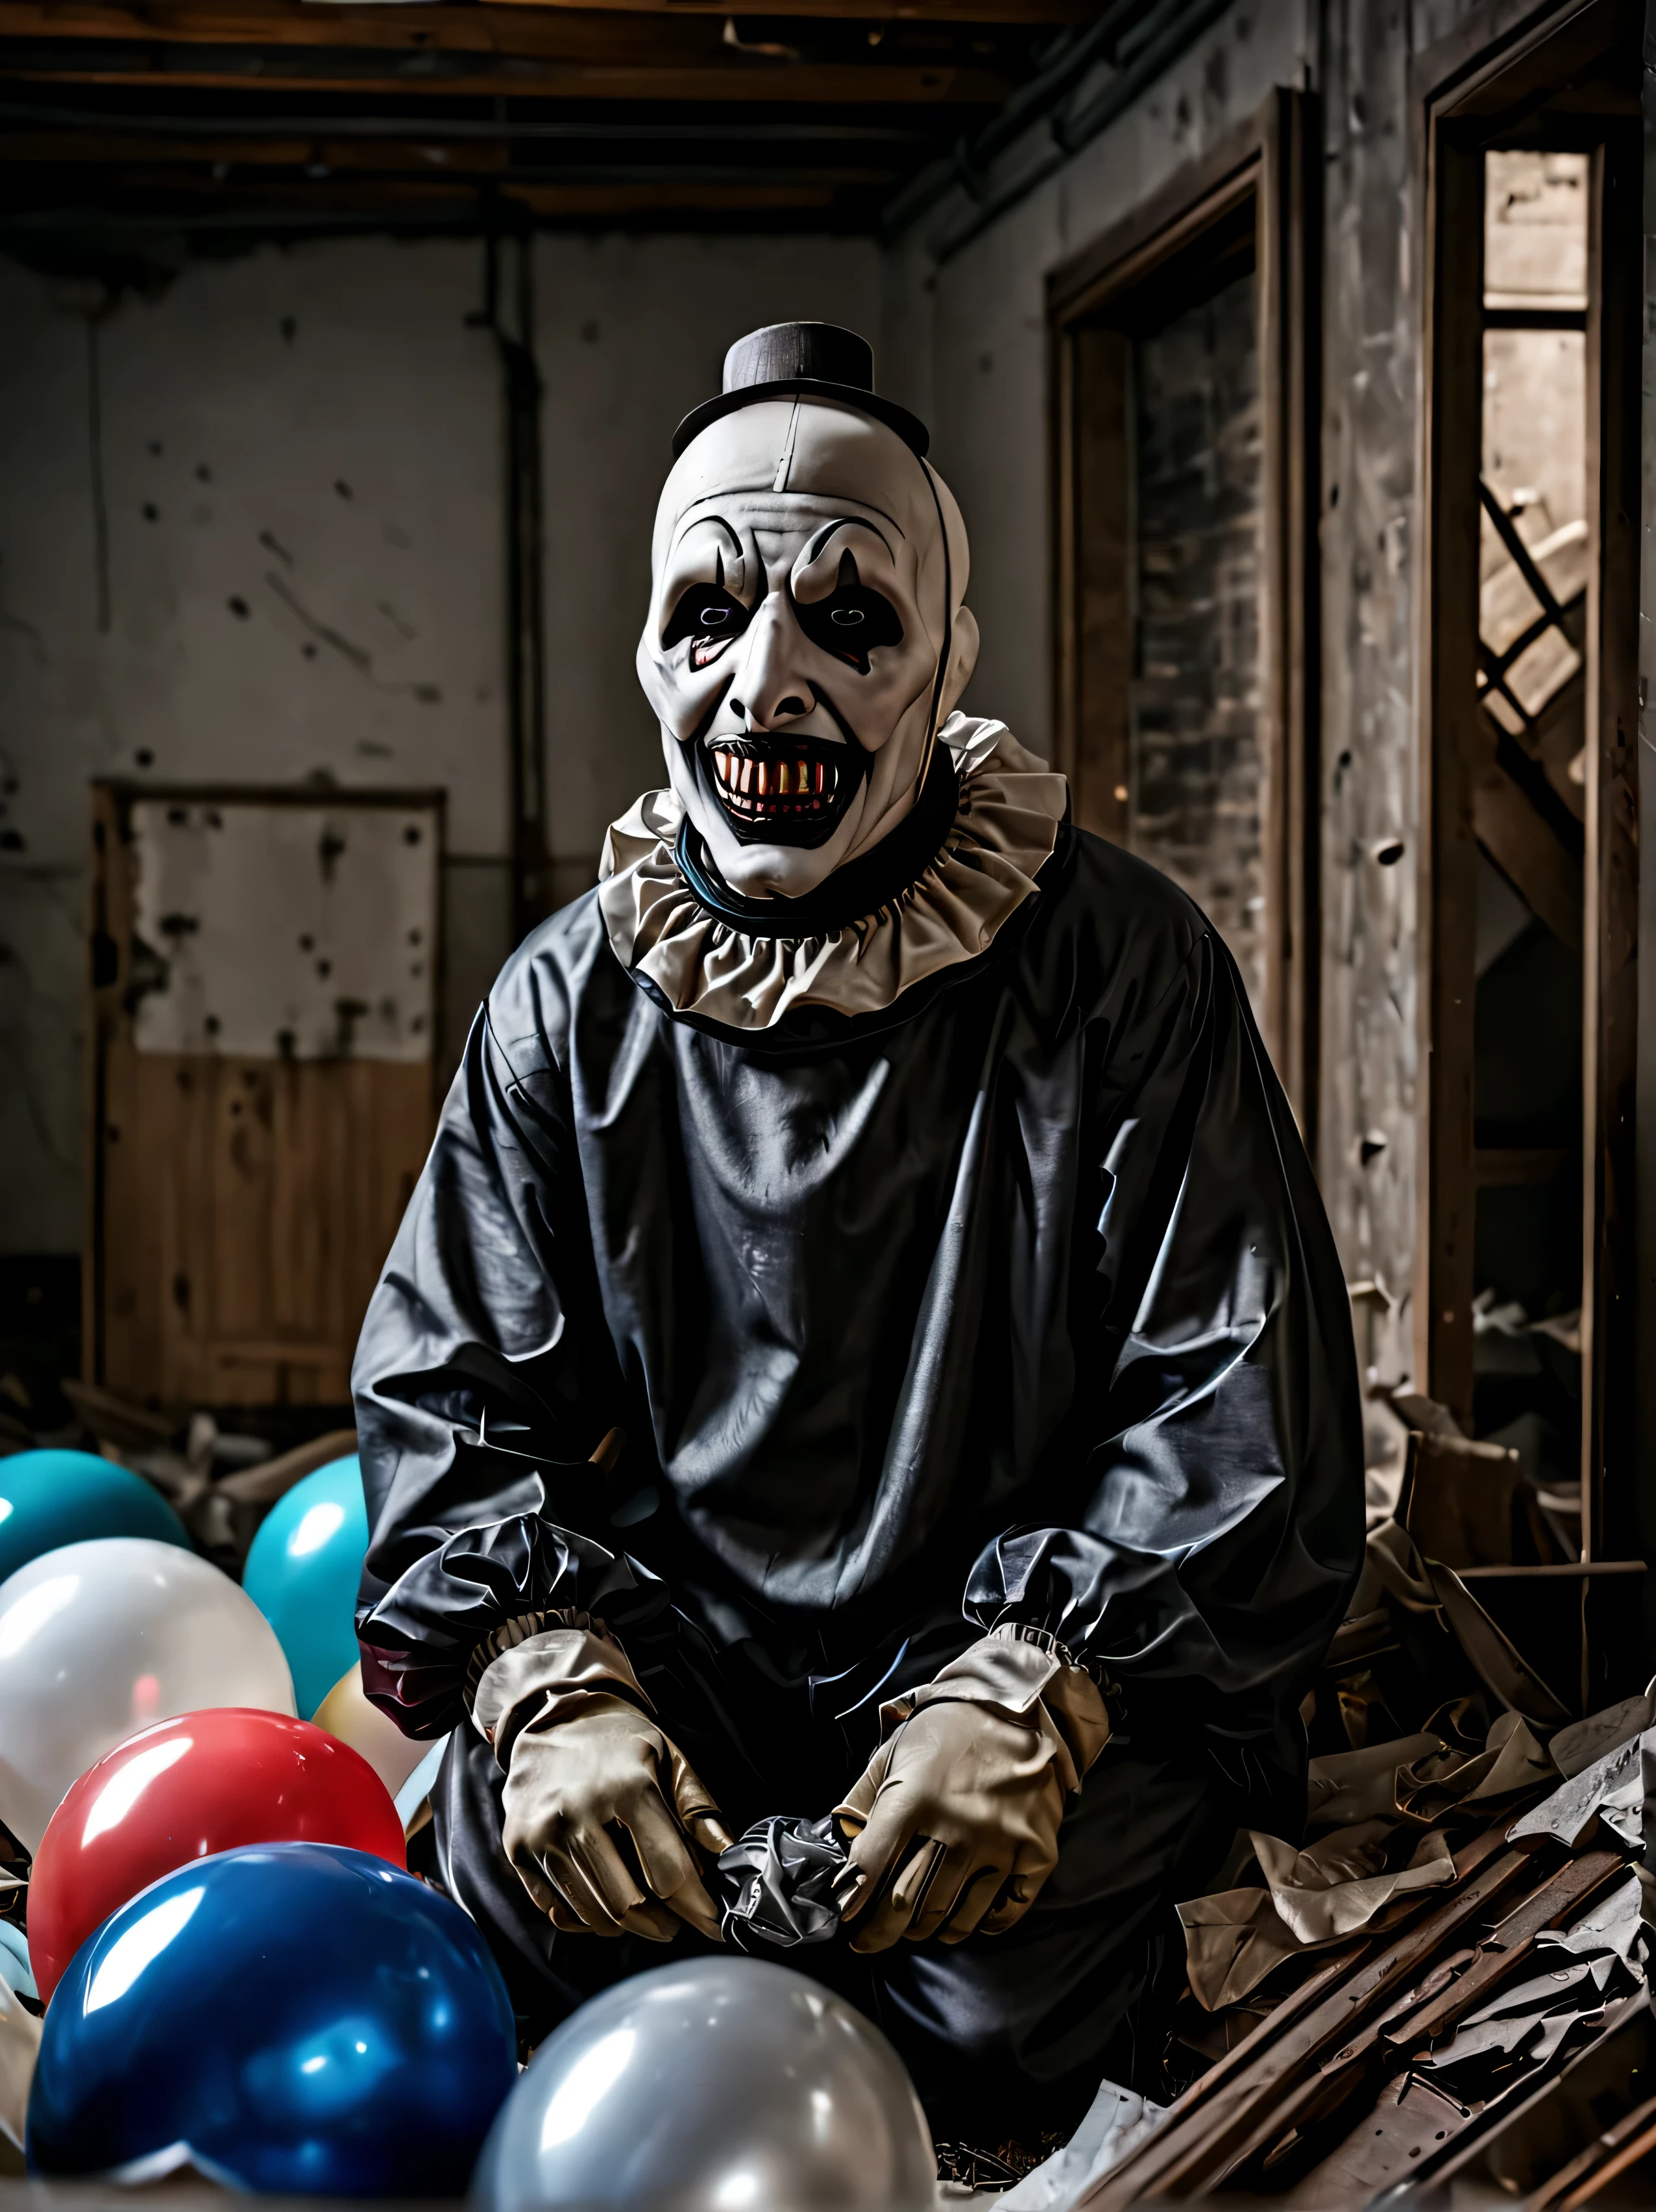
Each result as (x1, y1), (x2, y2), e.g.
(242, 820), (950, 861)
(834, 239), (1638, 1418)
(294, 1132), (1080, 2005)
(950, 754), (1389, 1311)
(663, 582), (751, 665)
(796, 583), (901, 670)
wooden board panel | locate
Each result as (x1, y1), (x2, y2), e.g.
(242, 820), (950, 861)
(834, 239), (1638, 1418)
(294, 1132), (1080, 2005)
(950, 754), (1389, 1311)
(88, 784), (438, 1413)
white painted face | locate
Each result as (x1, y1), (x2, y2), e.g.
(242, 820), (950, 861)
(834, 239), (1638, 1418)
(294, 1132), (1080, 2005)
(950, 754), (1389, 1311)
(636, 397), (979, 900)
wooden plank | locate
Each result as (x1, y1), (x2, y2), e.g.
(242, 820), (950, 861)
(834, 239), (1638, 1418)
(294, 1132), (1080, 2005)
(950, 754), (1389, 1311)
(1081, 1828), (1538, 2207)
(498, 0), (1096, 18)
(1418, 131), (1494, 1429)
(0, 9), (1016, 104)
(0, 49), (1012, 104)
(0, 0), (1088, 35)
(1580, 128), (1641, 1575)
(1174, 1852), (1618, 2195)
(1416, 0), (1642, 123)
(1256, 99), (1288, 1092)
(1382, 1848), (1624, 2053)
(1457, 1559), (1644, 1577)
(1257, 86), (1321, 1135)
(0, 0), (1056, 45)
(1473, 763), (1586, 952)
(1282, 86), (1321, 1141)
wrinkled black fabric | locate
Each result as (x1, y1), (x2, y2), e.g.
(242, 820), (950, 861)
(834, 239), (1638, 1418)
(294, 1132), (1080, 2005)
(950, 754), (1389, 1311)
(353, 822), (1362, 2102)
(715, 1814), (846, 1952)
(355, 824), (1360, 1757)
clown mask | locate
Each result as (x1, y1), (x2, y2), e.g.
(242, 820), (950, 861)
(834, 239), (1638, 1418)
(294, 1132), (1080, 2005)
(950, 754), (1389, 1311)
(636, 382), (979, 903)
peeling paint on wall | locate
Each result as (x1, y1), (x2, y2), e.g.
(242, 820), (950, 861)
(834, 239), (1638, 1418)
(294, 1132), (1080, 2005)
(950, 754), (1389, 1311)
(129, 798), (439, 1063)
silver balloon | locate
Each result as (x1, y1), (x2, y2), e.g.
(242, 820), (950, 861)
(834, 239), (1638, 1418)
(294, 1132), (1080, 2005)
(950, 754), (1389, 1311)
(473, 1958), (936, 2212)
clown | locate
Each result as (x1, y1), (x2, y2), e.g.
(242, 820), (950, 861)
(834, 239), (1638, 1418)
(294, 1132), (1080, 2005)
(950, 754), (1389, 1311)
(353, 324), (1362, 2143)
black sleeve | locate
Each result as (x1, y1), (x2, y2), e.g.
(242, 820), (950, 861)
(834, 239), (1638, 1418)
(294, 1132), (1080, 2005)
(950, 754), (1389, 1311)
(350, 976), (636, 1739)
(964, 933), (1365, 1751)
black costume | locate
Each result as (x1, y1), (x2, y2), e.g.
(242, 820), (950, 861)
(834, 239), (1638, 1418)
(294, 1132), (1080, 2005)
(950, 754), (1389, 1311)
(352, 751), (1363, 2130)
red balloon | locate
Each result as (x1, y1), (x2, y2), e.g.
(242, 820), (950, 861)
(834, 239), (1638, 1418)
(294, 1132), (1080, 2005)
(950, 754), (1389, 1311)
(28, 1708), (406, 2005)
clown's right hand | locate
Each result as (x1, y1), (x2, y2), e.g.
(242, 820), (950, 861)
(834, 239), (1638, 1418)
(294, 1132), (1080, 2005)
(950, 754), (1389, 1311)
(471, 1615), (733, 1942)
(501, 1694), (732, 1940)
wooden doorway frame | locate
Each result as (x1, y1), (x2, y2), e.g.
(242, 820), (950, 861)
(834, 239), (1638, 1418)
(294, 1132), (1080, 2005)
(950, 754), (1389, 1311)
(1413, 0), (1641, 1579)
(1047, 86), (1321, 1131)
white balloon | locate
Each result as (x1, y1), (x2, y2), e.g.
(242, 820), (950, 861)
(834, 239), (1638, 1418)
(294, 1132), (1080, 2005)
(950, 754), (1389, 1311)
(0, 1538), (296, 1854)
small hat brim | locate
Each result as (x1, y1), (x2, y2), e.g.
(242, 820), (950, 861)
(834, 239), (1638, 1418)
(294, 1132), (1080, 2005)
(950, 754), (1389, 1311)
(672, 378), (930, 461)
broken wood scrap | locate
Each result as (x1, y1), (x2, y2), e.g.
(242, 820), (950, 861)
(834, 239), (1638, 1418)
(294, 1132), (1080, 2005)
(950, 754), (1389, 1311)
(1099, 1823), (1643, 2203)
(1398, 1990), (1656, 2200)
(1176, 1849), (1623, 2196)
(1080, 1825), (1537, 2206)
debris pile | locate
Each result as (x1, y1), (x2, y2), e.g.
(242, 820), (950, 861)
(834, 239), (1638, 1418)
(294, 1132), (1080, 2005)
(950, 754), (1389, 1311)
(1080, 1422), (1655, 2205)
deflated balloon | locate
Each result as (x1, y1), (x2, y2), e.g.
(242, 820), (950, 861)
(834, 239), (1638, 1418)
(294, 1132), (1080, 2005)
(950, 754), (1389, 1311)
(0, 1451), (187, 1586)
(27, 1842), (516, 2195)
(0, 1538), (295, 1854)
(243, 1458), (369, 1720)
(473, 1956), (937, 2212)
(28, 1708), (405, 2006)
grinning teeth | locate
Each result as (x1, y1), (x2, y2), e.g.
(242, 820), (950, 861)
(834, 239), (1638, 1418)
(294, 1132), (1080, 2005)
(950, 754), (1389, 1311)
(712, 748), (846, 821)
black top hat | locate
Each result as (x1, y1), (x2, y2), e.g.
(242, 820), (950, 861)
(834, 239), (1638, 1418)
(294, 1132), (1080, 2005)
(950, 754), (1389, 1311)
(672, 322), (930, 460)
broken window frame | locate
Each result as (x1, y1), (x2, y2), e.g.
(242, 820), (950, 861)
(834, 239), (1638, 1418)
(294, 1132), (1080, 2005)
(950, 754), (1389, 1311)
(1047, 87), (1321, 1134)
(1415, 0), (1641, 1636)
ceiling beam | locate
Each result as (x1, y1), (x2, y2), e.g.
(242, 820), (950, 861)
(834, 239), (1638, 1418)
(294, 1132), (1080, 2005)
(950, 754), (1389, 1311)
(492, 0), (1092, 21)
(0, 132), (900, 183)
(1, 169), (862, 212)
(0, 0), (1048, 49)
(0, 45), (1015, 106)
(0, 99), (938, 143)
(0, 0), (1086, 38)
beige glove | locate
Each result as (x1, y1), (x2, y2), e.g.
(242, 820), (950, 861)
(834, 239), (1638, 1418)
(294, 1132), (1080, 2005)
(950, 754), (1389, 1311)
(473, 1616), (734, 1942)
(831, 1628), (1112, 1954)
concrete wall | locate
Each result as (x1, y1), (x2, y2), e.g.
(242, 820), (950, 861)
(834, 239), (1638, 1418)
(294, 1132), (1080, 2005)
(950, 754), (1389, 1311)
(0, 239), (505, 1257)
(0, 231), (880, 1255)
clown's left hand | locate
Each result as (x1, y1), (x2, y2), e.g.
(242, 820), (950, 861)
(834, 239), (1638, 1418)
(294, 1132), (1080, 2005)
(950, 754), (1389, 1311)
(829, 1630), (1112, 1952)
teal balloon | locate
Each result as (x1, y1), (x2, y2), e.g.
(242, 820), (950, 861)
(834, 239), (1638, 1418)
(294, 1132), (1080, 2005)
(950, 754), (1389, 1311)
(0, 1449), (188, 1585)
(243, 1457), (369, 1721)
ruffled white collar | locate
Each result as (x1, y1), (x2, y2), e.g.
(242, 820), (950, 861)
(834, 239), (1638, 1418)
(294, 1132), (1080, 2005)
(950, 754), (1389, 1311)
(596, 715), (1067, 1031)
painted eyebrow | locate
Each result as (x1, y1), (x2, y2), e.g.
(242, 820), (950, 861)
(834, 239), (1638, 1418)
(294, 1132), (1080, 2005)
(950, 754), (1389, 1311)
(668, 513), (745, 562)
(675, 493), (907, 543)
(802, 516), (896, 564)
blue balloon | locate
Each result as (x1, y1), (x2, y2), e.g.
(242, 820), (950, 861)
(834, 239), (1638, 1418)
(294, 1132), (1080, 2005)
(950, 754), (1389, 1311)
(243, 1456), (369, 1719)
(27, 1841), (516, 2196)
(0, 1449), (188, 1585)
